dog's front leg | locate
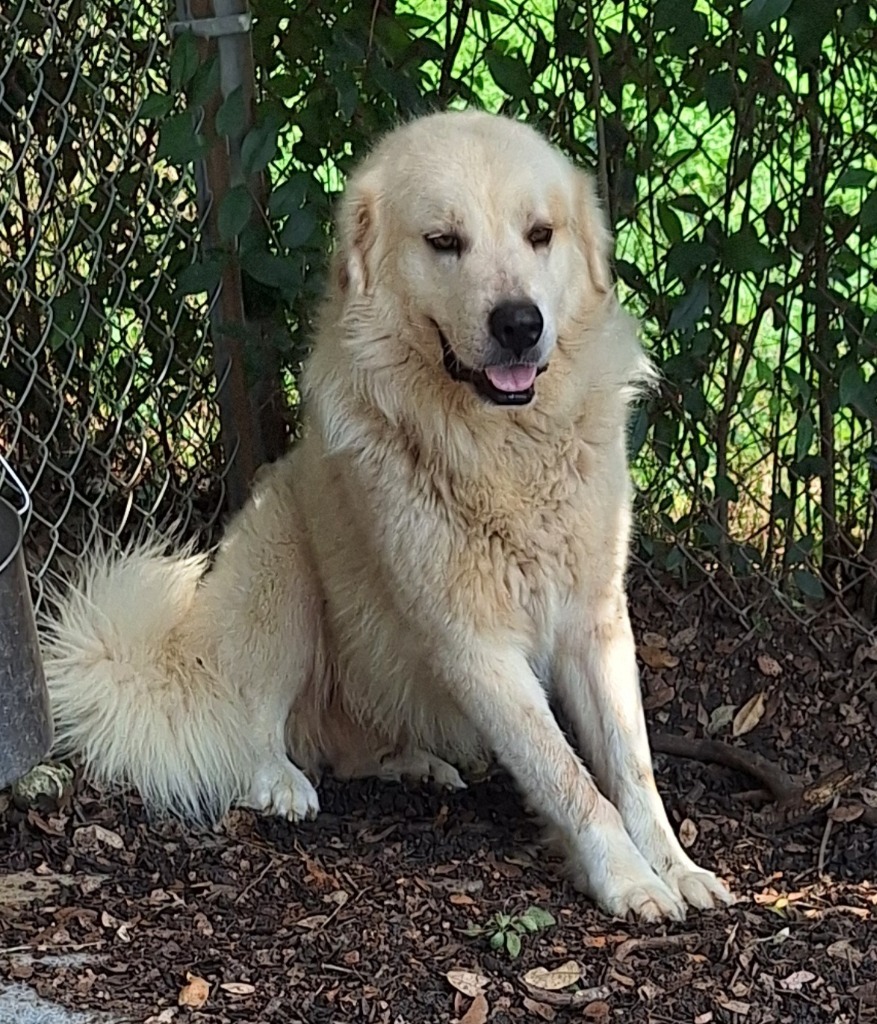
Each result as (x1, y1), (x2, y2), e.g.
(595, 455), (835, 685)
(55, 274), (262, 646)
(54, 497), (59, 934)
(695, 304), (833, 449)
(554, 597), (731, 911)
(442, 642), (685, 921)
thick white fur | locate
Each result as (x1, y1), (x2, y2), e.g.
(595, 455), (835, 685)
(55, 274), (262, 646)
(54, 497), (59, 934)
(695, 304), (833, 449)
(43, 111), (730, 921)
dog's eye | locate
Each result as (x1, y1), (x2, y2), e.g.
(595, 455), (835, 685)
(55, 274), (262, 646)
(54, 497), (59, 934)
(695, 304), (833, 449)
(425, 233), (462, 255)
(528, 225), (553, 249)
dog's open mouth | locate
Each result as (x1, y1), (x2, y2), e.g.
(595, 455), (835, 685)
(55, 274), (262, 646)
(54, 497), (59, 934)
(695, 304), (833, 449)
(435, 324), (546, 406)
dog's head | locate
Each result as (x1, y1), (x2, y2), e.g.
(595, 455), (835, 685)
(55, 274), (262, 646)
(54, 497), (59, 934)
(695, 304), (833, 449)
(333, 111), (615, 409)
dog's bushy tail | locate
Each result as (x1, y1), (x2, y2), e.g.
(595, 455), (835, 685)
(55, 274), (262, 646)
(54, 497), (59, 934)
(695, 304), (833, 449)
(41, 540), (252, 820)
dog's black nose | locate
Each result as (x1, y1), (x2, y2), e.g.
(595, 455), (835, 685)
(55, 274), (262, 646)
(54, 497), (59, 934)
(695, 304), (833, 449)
(489, 301), (544, 356)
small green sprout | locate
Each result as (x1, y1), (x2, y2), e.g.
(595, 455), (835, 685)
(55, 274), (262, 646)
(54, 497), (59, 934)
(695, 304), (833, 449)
(466, 905), (556, 958)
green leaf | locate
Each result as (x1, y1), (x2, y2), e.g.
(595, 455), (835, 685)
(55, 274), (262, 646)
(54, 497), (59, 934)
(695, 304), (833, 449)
(666, 242), (715, 282)
(485, 48), (530, 99)
(793, 569), (825, 601)
(659, 203), (683, 245)
(742, 0), (793, 33)
(240, 251), (300, 291)
(139, 92), (174, 120)
(170, 31), (199, 93)
(794, 411), (813, 463)
(835, 167), (874, 190)
(281, 206), (318, 248)
(705, 69), (734, 116)
(787, 0), (838, 66)
(653, 0), (696, 32)
(187, 55), (220, 107)
(270, 175), (311, 218)
(218, 185), (252, 242)
(522, 906), (556, 929)
(785, 367), (811, 402)
(860, 192), (877, 241)
(720, 226), (776, 274)
(668, 279), (709, 332)
(489, 931), (505, 950)
(505, 931), (522, 958)
(241, 114), (282, 175)
(176, 255), (223, 295)
(216, 86), (247, 138)
(715, 473), (739, 502)
(156, 111), (207, 164)
(669, 194), (708, 216)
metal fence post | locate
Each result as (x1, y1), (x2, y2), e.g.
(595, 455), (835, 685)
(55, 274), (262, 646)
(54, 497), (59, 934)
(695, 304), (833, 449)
(174, 0), (285, 512)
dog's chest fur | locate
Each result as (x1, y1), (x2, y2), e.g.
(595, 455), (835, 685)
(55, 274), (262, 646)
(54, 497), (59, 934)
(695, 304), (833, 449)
(399, 419), (625, 625)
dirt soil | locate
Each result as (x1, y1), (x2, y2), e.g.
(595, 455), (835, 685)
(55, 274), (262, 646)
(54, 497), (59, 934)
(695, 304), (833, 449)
(1, 572), (876, 1024)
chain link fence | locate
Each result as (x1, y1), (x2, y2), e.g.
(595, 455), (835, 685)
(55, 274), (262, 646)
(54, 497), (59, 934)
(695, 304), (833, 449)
(2, 0), (876, 639)
(0, 0), (231, 608)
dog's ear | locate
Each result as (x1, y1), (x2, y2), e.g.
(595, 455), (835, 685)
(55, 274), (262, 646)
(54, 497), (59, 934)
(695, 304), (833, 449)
(336, 172), (380, 296)
(574, 171), (613, 295)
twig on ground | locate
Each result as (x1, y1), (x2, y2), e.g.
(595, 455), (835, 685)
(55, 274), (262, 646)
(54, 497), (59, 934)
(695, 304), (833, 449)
(614, 932), (698, 962)
(520, 982), (613, 1008)
(817, 795), (841, 876)
(651, 732), (876, 828)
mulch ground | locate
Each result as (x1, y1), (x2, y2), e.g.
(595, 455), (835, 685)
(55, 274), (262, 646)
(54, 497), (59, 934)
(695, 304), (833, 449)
(1, 571), (876, 1024)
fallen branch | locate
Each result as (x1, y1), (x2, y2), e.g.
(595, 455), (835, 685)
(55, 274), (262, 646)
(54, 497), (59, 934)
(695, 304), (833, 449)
(651, 732), (876, 829)
(520, 981), (613, 1008)
(614, 932), (698, 963)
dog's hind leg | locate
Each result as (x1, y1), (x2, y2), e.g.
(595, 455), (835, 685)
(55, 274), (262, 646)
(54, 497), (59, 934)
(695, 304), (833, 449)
(376, 748), (466, 790)
(196, 461), (327, 823)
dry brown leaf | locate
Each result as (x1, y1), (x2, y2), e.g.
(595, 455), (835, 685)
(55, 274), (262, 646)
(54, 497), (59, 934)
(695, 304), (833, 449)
(851, 980), (877, 1005)
(779, 970), (816, 991)
(678, 818), (698, 849)
(756, 654), (782, 677)
(447, 969), (489, 998)
(827, 803), (865, 823)
(694, 1013), (714, 1024)
(522, 996), (556, 1021)
(827, 939), (865, 964)
(178, 973), (210, 1008)
(459, 993), (489, 1024)
(638, 645), (679, 670)
(193, 912), (214, 936)
(220, 982), (256, 996)
(641, 631), (668, 648)
(582, 1002), (611, 1020)
(72, 824), (125, 852)
(642, 685), (675, 711)
(323, 889), (349, 906)
(717, 998), (750, 1015)
(449, 893), (475, 905)
(670, 625), (698, 649)
(145, 1011), (176, 1024)
(638, 980), (664, 1001)
(707, 704), (736, 735)
(295, 914), (329, 929)
(732, 692), (766, 737)
(523, 961), (581, 991)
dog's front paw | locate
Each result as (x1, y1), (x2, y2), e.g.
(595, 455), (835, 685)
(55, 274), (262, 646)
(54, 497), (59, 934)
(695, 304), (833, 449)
(602, 877), (686, 923)
(665, 861), (733, 911)
(244, 759), (320, 822)
(576, 821), (686, 922)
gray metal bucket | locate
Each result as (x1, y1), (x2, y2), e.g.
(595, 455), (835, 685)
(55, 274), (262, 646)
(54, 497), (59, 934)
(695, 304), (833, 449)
(0, 457), (52, 790)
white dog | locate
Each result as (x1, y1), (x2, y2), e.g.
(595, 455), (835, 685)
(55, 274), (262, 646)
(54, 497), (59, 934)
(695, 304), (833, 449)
(44, 110), (730, 921)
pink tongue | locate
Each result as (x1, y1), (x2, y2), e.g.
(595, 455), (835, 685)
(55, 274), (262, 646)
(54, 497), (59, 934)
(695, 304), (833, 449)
(484, 365), (538, 393)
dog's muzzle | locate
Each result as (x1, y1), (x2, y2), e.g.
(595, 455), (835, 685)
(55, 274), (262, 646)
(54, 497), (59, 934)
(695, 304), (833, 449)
(434, 323), (547, 407)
